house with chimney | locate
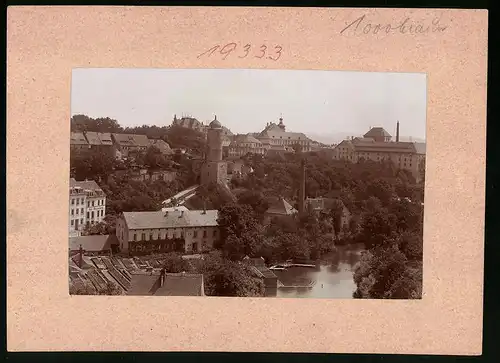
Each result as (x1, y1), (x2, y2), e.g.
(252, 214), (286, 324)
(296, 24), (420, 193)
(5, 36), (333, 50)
(332, 121), (426, 182)
(115, 209), (220, 255)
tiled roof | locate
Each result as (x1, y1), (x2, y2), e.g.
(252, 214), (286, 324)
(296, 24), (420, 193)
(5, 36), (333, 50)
(126, 272), (204, 296)
(70, 178), (103, 192)
(364, 127), (392, 138)
(69, 235), (118, 252)
(148, 139), (173, 154)
(112, 133), (150, 147)
(126, 273), (161, 295)
(266, 198), (297, 215)
(84, 131), (102, 145)
(230, 134), (263, 146)
(98, 133), (113, 145)
(414, 142), (426, 155)
(123, 209), (219, 230)
(155, 273), (204, 296)
(70, 132), (89, 145)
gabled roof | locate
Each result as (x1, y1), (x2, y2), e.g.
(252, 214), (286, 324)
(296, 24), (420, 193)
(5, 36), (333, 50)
(122, 209), (219, 230)
(84, 131), (102, 145)
(70, 178), (102, 192)
(266, 197), (297, 215)
(155, 273), (204, 296)
(112, 133), (150, 147)
(69, 235), (118, 252)
(70, 132), (89, 145)
(148, 139), (173, 154)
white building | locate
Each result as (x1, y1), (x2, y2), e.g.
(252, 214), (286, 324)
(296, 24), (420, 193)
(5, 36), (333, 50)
(69, 178), (107, 236)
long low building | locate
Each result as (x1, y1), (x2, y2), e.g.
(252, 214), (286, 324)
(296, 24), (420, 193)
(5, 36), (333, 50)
(115, 209), (220, 255)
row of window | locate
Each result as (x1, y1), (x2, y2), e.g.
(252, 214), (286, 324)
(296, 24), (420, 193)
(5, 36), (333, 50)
(70, 219), (99, 227)
(131, 229), (217, 241)
(70, 209), (104, 218)
(71, 198), (105, 207)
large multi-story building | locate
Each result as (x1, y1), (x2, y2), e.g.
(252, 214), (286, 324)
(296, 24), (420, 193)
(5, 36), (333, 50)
(255, 117), (312, 152)
(115, 209), (220, 255)
(69, 178), (107, 237)
(227, 134), (267, 157)
(333, 122), (426, 182)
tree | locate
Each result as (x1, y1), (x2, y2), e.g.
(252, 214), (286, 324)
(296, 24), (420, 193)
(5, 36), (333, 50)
(162, 253), (192, 273)
(328, 199), (345, 238)
(237, 190), (269, 218)
(291, 142), (302, 153)
(194, 251), (265, 297)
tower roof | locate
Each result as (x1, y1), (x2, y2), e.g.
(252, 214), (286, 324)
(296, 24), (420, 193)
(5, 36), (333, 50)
(209, 115), (222, 129)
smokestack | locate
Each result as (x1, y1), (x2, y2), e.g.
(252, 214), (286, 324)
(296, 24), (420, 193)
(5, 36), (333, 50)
(160, 269), (165, 287)
(396, 121), (400, 142)
(298, 159), (306, 214)
(78, 244), (83, 269)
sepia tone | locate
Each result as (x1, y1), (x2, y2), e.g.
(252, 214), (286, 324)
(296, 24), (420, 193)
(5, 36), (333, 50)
(7, 6), (486, 354)
(68, 69), (426, 299)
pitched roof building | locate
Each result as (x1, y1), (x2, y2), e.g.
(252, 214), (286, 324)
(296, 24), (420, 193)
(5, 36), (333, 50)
(69, 178), (107, 236)
(116, 209), (220, 255)
(333, 124), (426, 182)
(256, 117), (312, 152)
(265, 197), (297, 218)
(111, 133), (150, 157)
(69, 234), (119, 255)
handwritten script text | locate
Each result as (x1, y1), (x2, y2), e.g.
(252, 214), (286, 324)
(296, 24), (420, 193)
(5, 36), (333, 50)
(340, 15), (448, 36)
(197, 43), (283, 61)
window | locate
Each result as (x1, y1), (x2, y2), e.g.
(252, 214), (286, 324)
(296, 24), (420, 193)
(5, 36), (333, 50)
(213, 230), (217, 237)
(91, 211), (94, 218)
(76, 209), (79, 215)
(71, 220), (74, 226)
(71, 209), (74, 216)
(80, 218), (83, 224)
(150, 233), (154, 240)
(193, 230), (198, 238)
(87, 201), (90, 207)
(92, 201), (95, 207)
(203, 230), (207, 238)
(76, 199), (79, 205)
(142, 233), (146, 241)
(81, 208), (84, 214)
(71, 199), (75, 205)
(133, 234), (137, 241)
(86, 212), (89, 219)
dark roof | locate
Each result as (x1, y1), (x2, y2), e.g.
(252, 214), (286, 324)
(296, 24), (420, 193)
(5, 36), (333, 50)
(112, 133), (150, 147)
(155, 273), (204, 296)
(266, 198), (297, 215)
(126, 273), (160, 295)
(353, 141), (417, 153)
(126, 272), (204, 296)
(209, 118), (222, 129)
(70, 178), (102, 192)
(123, 210), (218, 230)
(69, 235), (118, 252)
(363, 127), (392, 138)
(70, 132), (89, 145)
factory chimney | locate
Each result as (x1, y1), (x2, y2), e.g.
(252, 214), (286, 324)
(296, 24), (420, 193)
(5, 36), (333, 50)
(396, 121), (400, 142)
(298, 158), (306, 214)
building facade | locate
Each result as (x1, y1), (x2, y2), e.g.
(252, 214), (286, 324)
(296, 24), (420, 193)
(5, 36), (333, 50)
(255, 117), (312, 152)
(69, 178), (107, 236)
(115, 209), (220, 255)
(111, 133), (150, 158)
(228, 134), (267, 157)
(333, 124), (426, 182)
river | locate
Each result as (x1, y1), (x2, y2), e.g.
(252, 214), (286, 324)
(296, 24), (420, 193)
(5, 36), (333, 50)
(266, 245), (364, 299)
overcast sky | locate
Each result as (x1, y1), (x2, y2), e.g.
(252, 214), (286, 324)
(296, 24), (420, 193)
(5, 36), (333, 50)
(71, 68), (427, 143)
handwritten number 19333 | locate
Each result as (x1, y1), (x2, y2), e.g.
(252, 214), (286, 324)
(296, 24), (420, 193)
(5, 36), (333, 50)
(197, 43), (283, 61)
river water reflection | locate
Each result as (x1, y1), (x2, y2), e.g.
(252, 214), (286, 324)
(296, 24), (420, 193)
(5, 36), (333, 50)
(266, 245), (364, 299)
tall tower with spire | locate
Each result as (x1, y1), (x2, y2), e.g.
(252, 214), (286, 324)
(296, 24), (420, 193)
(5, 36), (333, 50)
(200, 115), (227, 186)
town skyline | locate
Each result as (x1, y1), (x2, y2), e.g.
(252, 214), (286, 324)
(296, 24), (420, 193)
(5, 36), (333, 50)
(71, 68), (427, 143)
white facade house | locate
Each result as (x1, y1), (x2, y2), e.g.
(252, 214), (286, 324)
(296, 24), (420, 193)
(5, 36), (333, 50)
(69, 178), (106, 236)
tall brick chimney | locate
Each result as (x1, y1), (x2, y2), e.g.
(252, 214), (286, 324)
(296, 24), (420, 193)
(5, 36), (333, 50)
(78, 244), (83, 269)
(298, 158), (306, 214)
(396, 121), (400, 142)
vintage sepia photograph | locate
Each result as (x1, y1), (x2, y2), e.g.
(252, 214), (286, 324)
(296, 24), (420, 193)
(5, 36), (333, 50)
(68, 68), (426, 299)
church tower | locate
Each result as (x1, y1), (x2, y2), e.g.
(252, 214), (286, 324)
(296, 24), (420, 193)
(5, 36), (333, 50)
(200, 116), (227, 186)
